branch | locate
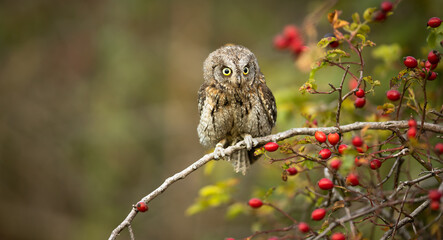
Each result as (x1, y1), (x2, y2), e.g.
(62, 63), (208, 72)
(108, 120), (443, 240)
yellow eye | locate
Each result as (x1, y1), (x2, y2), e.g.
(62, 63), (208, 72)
(243, 66), (249, 75)
(222, 67), (232, 76)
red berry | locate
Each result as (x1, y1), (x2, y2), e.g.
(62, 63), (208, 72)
(328, 133), (340, 145)
(298, 222), (310, 233)
(264, 142), (279, 152)
(315, 131), (327, 143)
(428, 50), (440, 64)
(225, 238), (235, 240)
(311, 208), (326, 221)
(273, 34), (289, 49)
(355, 88), (365, 98)
(380, 1), (393, 12)
(354, 157), (363, 167)
(352, 136), (363, 147)
(370, 159), (382, 170)
(356, 145), (367, 153)
(329, 40), (339, 48)
(408, 118), (417, 128)
(386, 89), (401, 101)
(346, 173), (359, 186)
(319, 148), (332, 159)
(331, 233), (346, 240)
(427, 71), (437, 81)
(430, 201), (440, 211)
(420, 68), (430, 79)
(428, 190), (442, 201)
(373, 10), (387, 21)
(427, 17), (442, 28)
(283, 25), (299, 41)
(338, 144), (348, 154)
(435, 143), (443, 155)
(403, 56), (418, 68)
(318, 178), (334, 190)
(136, 201), (149, 212)
(425, 60), (438, 70)
(329, 158), (342, 170)
(248, 198), (263, 208)
(286, 167), (298, 176)
(354, 97), (366, 108)
(407, 127), (417, 139)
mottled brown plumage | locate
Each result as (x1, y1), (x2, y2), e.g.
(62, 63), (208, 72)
(197, 45), (277, 174)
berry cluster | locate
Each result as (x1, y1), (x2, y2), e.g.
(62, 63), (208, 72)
(402, 49), (440, 82)
(273, 25), (307, 57)
(354, 88), (366, 108)
(373, 1), (393, 22)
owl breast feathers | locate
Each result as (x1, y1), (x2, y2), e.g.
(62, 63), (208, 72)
(197, 44), (277, 174)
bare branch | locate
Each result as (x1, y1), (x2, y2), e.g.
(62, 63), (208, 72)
(108, 121), (443, 240)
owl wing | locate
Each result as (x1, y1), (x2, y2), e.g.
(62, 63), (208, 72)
(197, 82), (208, 115)
(257, 75), (277, 127)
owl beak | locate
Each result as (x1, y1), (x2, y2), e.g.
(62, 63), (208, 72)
(236, 75), (242, 86)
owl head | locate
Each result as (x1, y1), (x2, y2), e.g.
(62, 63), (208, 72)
(203, 44), (262, 87)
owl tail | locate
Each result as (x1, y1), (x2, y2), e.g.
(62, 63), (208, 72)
(228, 149), (261, 175)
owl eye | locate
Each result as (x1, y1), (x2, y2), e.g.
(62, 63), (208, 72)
(222, 67), (232, 76)
(243, 66), (249, 75)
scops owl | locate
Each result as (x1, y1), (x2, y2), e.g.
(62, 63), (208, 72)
(197, 44), (277, 174)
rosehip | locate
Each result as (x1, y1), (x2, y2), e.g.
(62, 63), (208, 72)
(329, 158), (342, 170)
(428, 50), (440, 64)
(311, 208), (326, 221)
(408, 118), (417, 128)
(427, 17), (442, 28)
(315, 131), (327, 143)
(286, 167), (298, 176)
(380, 1), (393, 12)
(420, 68), (430, 79)
(248, 198), (263, 208)
(338, 144), (348, 154)
(352, 136), (363, 147)
(370, 159), (382, 170)
(428, 190), (442, 201)
(331, 233), (346, 240)
(346, 173), (359, 186)
(424, 60), (438, 70)
(427, 71), (437, 81)
(328, 133), (340, 145)
(319, 148), (332, 159)
(386, 89), (401, 101)
(136, 201), (149, 212)
(355, 157), (363, 167)
(283, 25), (299, 41)
(435, 143), (443, 155)
(403, 56), (418, 68)
(373, 10), (387, 21)
(225, 238), (235, 240)
(318, 178), (334, 190)
(355, 88), (365, 98)
(354, 97), (366, 108)
(407, 127), (417, 139)
(430, 201), (440, 211)
(273, 35), (289, 49)
(264, 142), (279, 152)
(356, 145), (367, 153)
(298, 222), (310, 233)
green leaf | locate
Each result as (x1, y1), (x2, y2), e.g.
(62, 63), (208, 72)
(317, 37), (337, 48)
(352, 12), (361, 24)
(326, 49), (350, 59)
(363, 76), (373, 84)
(356, 34), (366, 43)
(303, 159), (315, 170)
(363, 7), (377, 21)
(426, 31), (437, 48)
(226, 203), (247, 219)
(358, 24), (371, 34)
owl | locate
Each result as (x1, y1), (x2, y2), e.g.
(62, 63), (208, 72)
(197, 44), (277, 175)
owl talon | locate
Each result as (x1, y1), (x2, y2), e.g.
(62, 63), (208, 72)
(243, 134), (256, 150)
(213, 143), (225, 159)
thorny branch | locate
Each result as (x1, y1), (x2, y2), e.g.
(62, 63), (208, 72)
(109, 121), (443, 240)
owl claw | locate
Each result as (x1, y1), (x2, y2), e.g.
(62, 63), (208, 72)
(213, 143), (225, 159)
(243, 134), (257, 150)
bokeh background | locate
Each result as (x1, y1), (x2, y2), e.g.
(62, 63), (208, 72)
(0, 0), (441, 239)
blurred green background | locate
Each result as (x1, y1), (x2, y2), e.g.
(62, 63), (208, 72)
(0, 0), (441, 239)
